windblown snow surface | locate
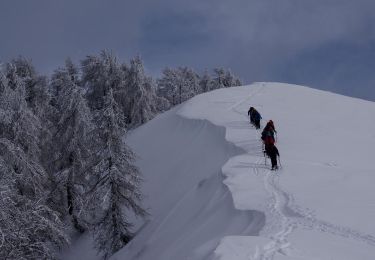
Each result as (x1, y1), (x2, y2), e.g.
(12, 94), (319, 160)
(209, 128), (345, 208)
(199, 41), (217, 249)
(64, 83), (375, 260)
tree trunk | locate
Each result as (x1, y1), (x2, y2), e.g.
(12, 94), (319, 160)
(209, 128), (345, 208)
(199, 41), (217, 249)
(67, 155), (85, 233)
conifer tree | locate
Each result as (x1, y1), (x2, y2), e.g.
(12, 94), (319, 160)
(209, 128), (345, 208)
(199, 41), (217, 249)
(2, 63), (43, 163)
(48, 61), (93, 232)
(212, 68), (226, 89)
(81, 51), (122, 111)
(86, 87), (146, 259)
(157, 67), (179, 105)
(121, 56), (159, 127)
(0, 65), (68, 260)
(212, 67), (242, 89)
(10, 57), (51, 119)
(157, 66), (199, 105)
(199, 70), (213, 93)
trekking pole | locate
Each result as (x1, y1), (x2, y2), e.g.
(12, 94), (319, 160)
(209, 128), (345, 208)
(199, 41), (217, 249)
(262, 143), (266, 165)
(264, 152), (267, 166)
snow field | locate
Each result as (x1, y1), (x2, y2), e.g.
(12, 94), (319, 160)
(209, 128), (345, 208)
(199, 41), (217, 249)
(115, 107), (265, 260)
(178, 83), (375, 259)
(64, 83), (375, 259)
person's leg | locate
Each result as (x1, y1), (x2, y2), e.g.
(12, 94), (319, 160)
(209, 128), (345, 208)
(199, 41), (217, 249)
(255, 119), (260, 129)
(265, 146), (273, 167)
(265, 145), (271, 156)
(271, 154), (278, 169)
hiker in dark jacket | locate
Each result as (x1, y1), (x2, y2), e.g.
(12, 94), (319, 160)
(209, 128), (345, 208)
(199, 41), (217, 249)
(248, 107), (262, 129)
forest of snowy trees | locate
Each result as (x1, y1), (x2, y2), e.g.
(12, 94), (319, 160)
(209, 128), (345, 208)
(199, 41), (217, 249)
(0, 51), (242, 259)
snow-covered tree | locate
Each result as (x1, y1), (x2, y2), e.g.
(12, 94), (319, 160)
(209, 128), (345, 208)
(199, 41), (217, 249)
(81, 51), (122, 111)
(0, 171), (68, 260)
(50, 58), (80, 106)
(82, 52), (162, 128)
(6, 59), (54, 177)
(1, 63), (43, 162)
(199, 70), (213, 93)
(64, 58), (80, 85)
(85, 88), (146, 259)
(212, 67), (242, 89)
(0, 69), (68, 259)
(223, 69), (242, 87)
(179, 66), (200, 101)
(211, 68), (226, 89)
(0, 66), (43, 187)
(0, 68), (45, 197)
(10, 57), (51, 119)
(157, 66), (199, 105)
(48, 62), (94, 232)
(156, 67), (178, 105)
(120, 56), (159, 127)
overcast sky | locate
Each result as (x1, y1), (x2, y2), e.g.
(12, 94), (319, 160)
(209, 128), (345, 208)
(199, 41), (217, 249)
(1, 0), (374, 100)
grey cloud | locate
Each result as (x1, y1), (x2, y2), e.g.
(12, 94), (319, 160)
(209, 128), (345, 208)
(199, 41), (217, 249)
(0, 0), (374, 100)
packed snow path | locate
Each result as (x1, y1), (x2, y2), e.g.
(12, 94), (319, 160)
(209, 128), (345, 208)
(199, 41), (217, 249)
(178, 83), (375, 260)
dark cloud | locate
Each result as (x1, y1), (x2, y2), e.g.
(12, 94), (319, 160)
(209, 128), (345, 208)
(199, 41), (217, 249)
(0, 0), (374, 100)
(275, 40), (375, 100)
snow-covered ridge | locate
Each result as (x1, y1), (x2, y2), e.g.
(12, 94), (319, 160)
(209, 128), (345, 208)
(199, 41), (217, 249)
(177, 82), (375, 259)
(110, 82), (375, 260)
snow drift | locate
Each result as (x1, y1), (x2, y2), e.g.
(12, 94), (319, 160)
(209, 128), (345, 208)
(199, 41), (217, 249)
(63, 82), (375, 260)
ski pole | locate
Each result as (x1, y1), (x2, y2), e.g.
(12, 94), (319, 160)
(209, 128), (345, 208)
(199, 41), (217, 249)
(278, 156), (282, 168)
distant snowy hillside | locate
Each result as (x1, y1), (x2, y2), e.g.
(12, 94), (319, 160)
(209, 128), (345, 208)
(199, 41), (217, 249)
(63, 83), (375, 260)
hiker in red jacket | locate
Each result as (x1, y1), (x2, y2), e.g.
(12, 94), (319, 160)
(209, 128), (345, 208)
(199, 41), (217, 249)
(262, 120), (279, 170)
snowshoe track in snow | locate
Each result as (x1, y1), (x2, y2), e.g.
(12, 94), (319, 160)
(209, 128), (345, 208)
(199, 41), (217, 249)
(257, 168), (375, 259)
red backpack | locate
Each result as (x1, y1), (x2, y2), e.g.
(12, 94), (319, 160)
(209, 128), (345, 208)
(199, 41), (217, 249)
(264, 134), (275, 145)
(262, 130), (275, 145)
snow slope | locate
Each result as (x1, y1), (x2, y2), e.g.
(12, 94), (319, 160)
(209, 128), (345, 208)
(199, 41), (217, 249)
(64, 83), (375, 259)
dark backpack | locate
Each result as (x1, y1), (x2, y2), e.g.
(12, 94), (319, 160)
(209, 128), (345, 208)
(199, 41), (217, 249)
(262, 130), (275, 145)
(261, 130), (266, 141)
